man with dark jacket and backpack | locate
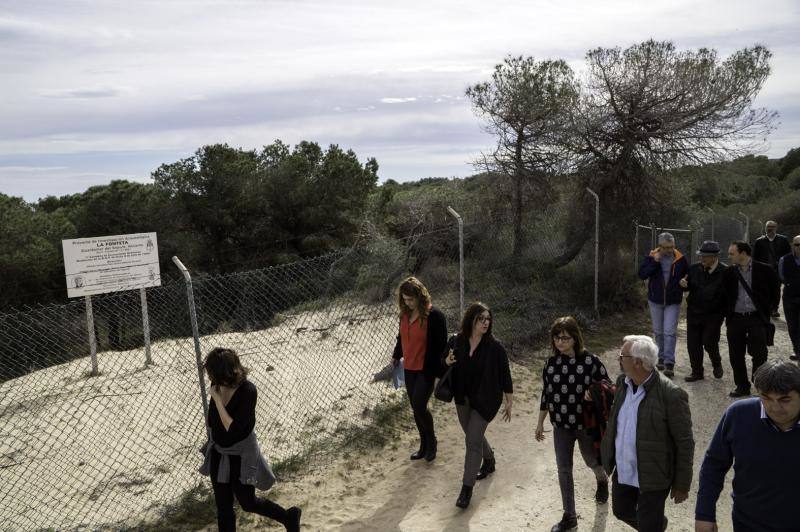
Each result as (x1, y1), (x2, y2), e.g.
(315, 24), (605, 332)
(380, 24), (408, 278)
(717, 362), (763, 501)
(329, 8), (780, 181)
(722, 241), (781, 398)
(679, 241), (727, 382)
(602, 335), (694, 532)
(638, 232), (689, 378)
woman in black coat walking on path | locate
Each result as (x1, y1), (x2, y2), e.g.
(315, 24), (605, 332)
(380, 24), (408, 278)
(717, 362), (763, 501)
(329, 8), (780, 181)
(444, 302), (513, 509)
(391, 276), (448, 461)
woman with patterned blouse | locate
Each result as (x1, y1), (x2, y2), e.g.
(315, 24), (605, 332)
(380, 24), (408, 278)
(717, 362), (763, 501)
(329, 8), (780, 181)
(535, 316), (610, 532)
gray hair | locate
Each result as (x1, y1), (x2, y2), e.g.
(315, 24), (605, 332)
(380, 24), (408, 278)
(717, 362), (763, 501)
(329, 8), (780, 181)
(765, 220), (777, 228)
(754, 359), (800, 395)
(657, 232), (675, 245)
(623, 335), (659, 370)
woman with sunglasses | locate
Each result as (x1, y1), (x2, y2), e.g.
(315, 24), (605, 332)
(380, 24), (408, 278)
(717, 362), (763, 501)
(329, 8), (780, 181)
(535, 316), (609, 532)
(443, 302), (513, 509)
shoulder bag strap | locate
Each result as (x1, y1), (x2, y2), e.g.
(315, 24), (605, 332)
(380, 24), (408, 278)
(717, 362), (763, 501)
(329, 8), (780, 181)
(734, 267), (770, 325)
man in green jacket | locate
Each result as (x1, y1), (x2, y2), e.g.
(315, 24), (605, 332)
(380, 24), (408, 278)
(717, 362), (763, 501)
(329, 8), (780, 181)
(601, 335), (694, 531)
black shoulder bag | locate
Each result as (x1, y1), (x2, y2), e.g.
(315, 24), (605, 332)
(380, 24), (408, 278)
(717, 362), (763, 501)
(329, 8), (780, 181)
(734, 268), (775, 346)
(434, 335), (458, 402)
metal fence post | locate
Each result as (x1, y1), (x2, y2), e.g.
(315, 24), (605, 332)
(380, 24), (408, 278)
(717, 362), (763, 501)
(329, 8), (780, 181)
(634, 220), (639, 273)
(447, 206), (465, 316)
(705, 207), (715, 241)
(172, 256), (210, 432)
(586, 188), (599, 313)
(84, 295), (99, 375)
(738, 212), (750, 242)
(140, 287), (152, 365)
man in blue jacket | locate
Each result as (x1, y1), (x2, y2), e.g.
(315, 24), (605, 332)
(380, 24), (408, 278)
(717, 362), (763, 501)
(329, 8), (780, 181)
(638, 232), (689, 377)
(695, 359), (800, 531)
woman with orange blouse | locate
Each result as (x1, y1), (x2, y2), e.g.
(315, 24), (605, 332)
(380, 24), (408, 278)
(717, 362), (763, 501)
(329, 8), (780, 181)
(391, 277), (448, 461)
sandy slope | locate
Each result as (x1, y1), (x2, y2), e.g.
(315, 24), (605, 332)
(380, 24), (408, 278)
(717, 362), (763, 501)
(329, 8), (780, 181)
(223, 315), (797, 532)
(0, 301), (398, 531)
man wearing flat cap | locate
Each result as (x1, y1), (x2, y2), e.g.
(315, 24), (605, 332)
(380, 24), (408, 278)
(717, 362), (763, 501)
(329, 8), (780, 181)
(680, 241), (727, 382)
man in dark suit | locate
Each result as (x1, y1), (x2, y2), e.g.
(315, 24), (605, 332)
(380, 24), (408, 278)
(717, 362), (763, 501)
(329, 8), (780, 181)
(679, 241), (727, 382)
(753, 220), (791, 317)
(779, 234), (800, 361)
(722, 241), (781, 398)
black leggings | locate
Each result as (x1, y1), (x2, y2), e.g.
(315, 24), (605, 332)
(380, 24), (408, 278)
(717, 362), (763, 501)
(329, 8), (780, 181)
(404, 369), (435, 443)
(210, 450), (287, 532)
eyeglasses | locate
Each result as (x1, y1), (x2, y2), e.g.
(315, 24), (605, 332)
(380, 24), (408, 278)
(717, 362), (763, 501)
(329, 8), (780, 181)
(618, 352), (633, 359)
(553, 335), (573, 342)
(476, 316), (491, 323)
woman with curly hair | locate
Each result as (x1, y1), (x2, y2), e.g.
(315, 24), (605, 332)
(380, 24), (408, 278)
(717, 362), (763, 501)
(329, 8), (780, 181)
(391, 276), (448, 461)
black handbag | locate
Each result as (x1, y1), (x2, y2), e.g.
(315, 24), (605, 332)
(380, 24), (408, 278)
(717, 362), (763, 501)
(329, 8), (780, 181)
(434, 366), (454, 402)
(734, 268), (775, 346)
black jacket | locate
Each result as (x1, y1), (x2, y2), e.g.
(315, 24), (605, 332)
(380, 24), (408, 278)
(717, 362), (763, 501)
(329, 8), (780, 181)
(782, 252), (800, 302)
(392, 306), (448, 378)
(445, 333), (513, 422)
(753, 234), (792, 270)
(681, 262), (727, 321)
(721, 260), (781, 318)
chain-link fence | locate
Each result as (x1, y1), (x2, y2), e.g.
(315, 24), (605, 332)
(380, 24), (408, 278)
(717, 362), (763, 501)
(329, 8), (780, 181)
(0, 201), (600, 531)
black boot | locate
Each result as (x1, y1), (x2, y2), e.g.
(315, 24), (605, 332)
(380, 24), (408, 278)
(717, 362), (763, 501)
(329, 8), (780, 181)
(476, 457), (495, 480)
(285, 506), (301, 532)
(550, 512), (577, 531)
(410, 434), (426, 460)
(424, 437), (437, 462)
(455, 484), (473, 508)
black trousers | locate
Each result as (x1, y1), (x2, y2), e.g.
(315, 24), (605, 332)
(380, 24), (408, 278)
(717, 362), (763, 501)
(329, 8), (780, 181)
(686, 315), (723, 375)
(611, 474), (669, 532)
(404, 369), (435, 445)
(210, 451), (287, 532)
(784, 298), (800, 356)
(726, 313), (768, 392)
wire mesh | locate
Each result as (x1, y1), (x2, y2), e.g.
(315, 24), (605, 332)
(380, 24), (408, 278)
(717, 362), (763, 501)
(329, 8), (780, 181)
(0, 205), (600, 530)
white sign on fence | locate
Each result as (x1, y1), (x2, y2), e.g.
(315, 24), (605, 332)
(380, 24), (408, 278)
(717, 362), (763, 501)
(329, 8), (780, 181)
(62, 232), (161, 298)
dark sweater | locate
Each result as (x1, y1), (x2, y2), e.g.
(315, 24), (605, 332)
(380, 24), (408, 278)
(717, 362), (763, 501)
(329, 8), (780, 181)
(393, 306), (448, 378)
(753, 234), (792, 270)
(682, 262), (727, 321)
(208, 380), (257, 448)
(539, 350), (608, 430)
(695, 398), (800, 531)
(447, 334), (513, 422)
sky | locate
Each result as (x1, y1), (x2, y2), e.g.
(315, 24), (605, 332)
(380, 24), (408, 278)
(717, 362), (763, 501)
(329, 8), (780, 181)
(1, 0), (799, 202)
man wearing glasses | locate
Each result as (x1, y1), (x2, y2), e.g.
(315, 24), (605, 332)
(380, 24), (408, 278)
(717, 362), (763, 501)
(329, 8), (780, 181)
(753, 221), (792, 318)
(778, 235), (800, 361)
(601, 335), (694, 532)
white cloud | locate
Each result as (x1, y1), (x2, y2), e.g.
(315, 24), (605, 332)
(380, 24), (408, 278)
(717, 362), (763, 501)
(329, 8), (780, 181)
(379, 97), (418, 104)
(0, 0), (798, 200)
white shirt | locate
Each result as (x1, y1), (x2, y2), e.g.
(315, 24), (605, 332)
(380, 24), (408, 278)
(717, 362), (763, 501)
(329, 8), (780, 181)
(614, 371), (655, 487)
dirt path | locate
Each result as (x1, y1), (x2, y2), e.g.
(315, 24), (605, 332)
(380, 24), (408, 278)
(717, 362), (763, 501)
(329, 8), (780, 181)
(216, 313), (796, 531)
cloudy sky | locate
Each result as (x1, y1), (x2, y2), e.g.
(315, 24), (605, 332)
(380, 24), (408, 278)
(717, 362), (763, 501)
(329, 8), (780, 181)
(1, 0), (799, 201)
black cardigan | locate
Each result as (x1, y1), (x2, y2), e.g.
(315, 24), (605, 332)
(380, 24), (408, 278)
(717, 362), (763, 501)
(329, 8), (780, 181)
(721, 260), (781, 317)
(392, 306), (448, 378)
(446, 333), (513, 422)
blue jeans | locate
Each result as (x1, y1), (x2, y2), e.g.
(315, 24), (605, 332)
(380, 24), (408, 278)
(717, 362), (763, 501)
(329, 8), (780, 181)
(648, 302), (680, 366)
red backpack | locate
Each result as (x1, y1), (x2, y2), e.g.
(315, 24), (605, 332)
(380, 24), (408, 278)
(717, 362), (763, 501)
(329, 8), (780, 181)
(583, 379), (617, 465)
